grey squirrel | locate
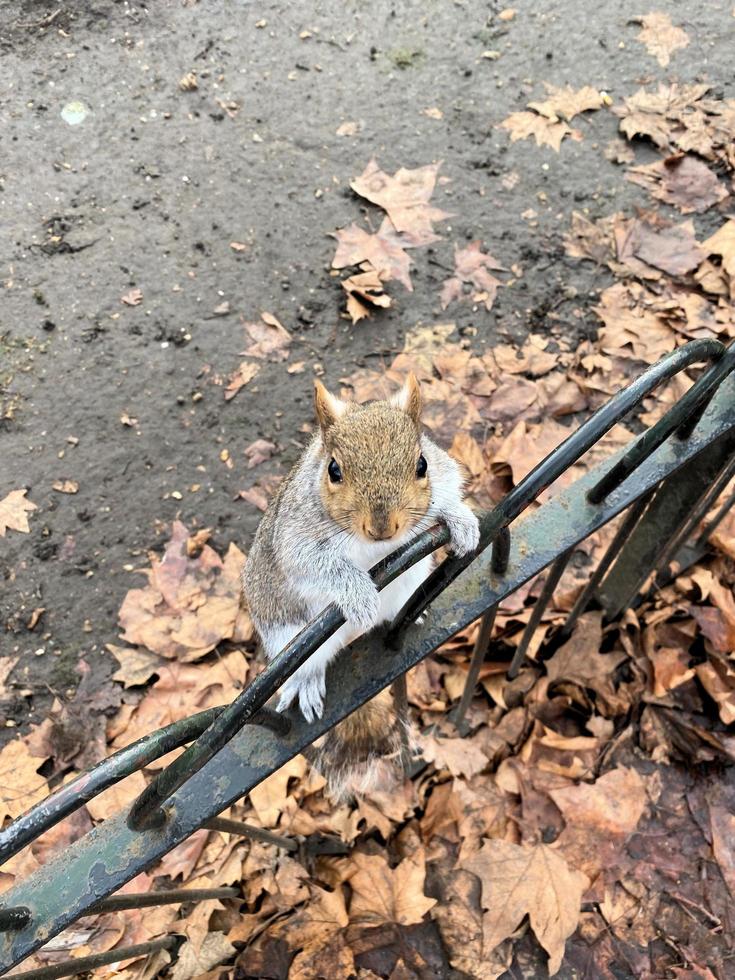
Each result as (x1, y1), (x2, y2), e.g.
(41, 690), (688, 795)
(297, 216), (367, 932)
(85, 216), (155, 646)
(241, 374), (480, 800)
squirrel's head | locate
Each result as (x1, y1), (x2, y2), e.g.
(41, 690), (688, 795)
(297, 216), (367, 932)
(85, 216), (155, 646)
(314, 374), (431, 544)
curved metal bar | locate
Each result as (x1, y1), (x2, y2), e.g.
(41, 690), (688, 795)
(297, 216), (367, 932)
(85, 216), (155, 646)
(587, 340), (734, 504)
(389, 338), (728, 639)
(0, 708), (223, 868)
(6, 938), (177, 980)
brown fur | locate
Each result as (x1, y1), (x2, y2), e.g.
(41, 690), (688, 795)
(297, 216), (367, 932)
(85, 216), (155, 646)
(315, 375), (430, 543)
(305, 688), (408, 802)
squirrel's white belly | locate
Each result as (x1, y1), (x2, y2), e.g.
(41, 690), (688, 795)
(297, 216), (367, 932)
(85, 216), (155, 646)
(345, 534), (433, 625)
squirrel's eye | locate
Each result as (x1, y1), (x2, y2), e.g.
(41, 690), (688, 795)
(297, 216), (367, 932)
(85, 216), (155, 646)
(328, 458), (343, 483)
(416, 453), (428, 478)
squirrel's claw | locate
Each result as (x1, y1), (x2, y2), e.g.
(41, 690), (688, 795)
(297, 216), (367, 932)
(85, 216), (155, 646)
(277, 668), (327, 723)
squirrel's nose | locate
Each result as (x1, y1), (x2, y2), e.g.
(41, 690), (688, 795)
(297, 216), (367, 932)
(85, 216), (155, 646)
(365, 513), (400, 541)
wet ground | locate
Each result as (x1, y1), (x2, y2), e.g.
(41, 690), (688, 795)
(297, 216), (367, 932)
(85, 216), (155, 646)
(1, 0), (733, 731)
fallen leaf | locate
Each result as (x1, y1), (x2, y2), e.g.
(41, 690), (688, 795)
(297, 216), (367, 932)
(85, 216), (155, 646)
(332, 218), (414, 291)
(634, 11), (689, 67)
(418, 732), (488, 778)
(118, 522), (251, 661)
(0, 738), (49, 822)
(52, 479), (79, 494)
(629, 217), (705, 276)
(348, 849), (436, 927)
(0, 489), (37, 537)
(241, 312), (291, 361)
(696, 659), (735, 724)
(464, 839), (588, 975)
(626, 155), (728, 214)
(702, 220), (735, 298)
(85, 768), (147, 822)
(225, 361), (260, 401)
(244, 439), (277, 468)
(707, 796), (735, 899)
(107, 643), (165, 688)
(341, 264), (392, 323)
(121, 288), (143, 306)
(170, 932), (234, 980)
(440, 241), (505, 311)
(499, 111), (572, 151)
(350, 159), (450, 246)
(528, 84), (605, 121)
(250, 756), (308, 828)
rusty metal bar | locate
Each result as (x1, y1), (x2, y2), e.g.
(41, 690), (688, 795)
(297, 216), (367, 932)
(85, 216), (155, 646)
(561, 490), (654, 638)
(204, 817), (298, 852)
(507, 547), (574, 679)
(6, 938), (177, 980)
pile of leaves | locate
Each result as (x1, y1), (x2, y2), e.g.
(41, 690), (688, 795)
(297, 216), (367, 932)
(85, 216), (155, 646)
(3, 39), (735, 980)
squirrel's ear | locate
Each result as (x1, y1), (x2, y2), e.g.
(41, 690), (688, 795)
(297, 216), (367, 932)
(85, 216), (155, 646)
(390, 373), (422, 425)
(314, 380), (348, 431)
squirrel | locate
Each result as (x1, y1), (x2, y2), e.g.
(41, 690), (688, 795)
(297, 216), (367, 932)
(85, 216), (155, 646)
(241, 373), (480, 800)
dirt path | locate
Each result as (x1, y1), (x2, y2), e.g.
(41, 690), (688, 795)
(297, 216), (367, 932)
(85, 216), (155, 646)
(1, 0), (732, 728)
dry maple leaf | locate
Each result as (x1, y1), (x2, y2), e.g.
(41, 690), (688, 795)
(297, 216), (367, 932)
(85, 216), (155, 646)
(464, 839), (588, 975)
(249, 755), (308, 828)
(0, 738), (49, 822)
(331, 218), (414, 291)
(241, 312), (291, 361)
(121, 287), (143, 306)
(0, 489), (37, 537)
(628, 217), (705, 276)
(244, 438), (277, 468)
(225, 361), (260, 401)
(440, 241), (505, 311)
(626, 155), (727, 214)
(527, 83), (605, 121)
(613, 83), (710, 151)
(350, 159), (451, 246)
(702, 220), (735, 299)
(634, 11), (689, 67)
(347, 850), (436, 927)
(110, 652), (246, 757)
(118, 521), (251, 661)
(499, 110), (572, 151)
(419, 732), (488, 779)
(341, 263), (392, 323)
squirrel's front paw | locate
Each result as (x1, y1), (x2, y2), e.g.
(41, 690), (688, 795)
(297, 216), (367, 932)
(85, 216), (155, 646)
(446, 506), (481, 558)
(338, 571), (381, 633)
(277, 668), (326, 723)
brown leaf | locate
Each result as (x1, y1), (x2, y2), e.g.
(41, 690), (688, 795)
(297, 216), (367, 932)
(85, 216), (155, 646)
(85, 768), (147, 822)
(702, 220), (735, 299)
(499, 111), (572, 151)
(118, 522), (251, 661)
(707, 798), (735, 900)
(52, 479), (79, 494)
(249, 755), (308, 828)
(244, 438), (277, 468)
(170, 932), (235, 980)
(0, 738), (49, 822)
(341, 264), (392, 323)
(629, 218), (705, 276)
(613, 83), (711, 152)
(348, 850), (436, 927)
(626, 156), (728, 214)
(110, 653), (246, 756)
(440, 241), (505, 311)
(121, 288), (143, 306)
(545, 613), (628, 713)
(634, 12), (689, 67)
(528, 84), (605, 121)
(418, 732), (488, 779)
(224, 361), (260, 401)
(332, 218), (414, 291)
(350, 159), (450, 246)
(0, 489), (37, 537)
(107, 644), (164, 688)
(696, 659), (735, 724)
(464, 839), (588, 975)
(241, 312), (291, 361)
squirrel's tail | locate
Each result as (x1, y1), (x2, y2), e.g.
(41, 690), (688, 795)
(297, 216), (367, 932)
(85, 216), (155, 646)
(306, 688), (409, 802)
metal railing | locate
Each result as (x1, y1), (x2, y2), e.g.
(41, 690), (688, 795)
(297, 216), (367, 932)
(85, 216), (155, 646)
(1, 340), (734, 978)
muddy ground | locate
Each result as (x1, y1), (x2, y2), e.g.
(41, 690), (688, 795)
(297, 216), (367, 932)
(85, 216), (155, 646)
(0, 0), (732, 732)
